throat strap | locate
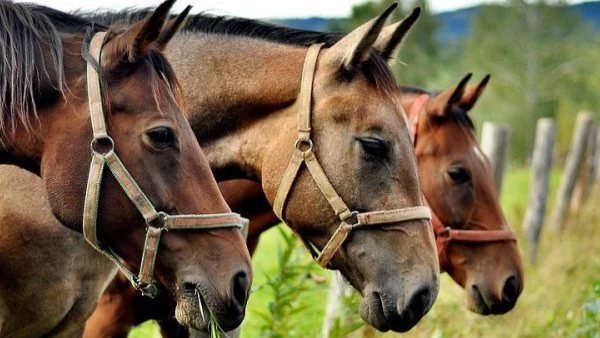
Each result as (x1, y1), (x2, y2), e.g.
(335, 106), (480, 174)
(272, 44), (431, 268)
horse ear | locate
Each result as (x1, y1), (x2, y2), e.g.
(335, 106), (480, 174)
(156, 5), (191, 51)
(459, 74), (491, 112)
(324, 3), (397, 73)
(427, 73), (472, 117)
(102, 0), (175, 68)
(373, 7), (421, 61)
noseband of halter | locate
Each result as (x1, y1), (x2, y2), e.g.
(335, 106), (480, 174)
(408, 94), (517, 271)
(82, 32), (247, 298)
(272, 44), (432, 269)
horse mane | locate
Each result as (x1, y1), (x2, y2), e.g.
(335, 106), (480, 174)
(0, 1), (67, 136)
(0, 3), (184, 138)
(78, 9), (399, 98)
(35, 5), (184, 110)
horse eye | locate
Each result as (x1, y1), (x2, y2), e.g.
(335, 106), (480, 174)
(146, 127), (177, 149)
(447, 167), (470, 184)
(358, 137), (389, 158)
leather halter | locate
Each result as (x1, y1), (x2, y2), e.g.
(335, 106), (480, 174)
(408, 94), (517, 270)
(273, 44), (432, 268)
(83, 32), (247, 298)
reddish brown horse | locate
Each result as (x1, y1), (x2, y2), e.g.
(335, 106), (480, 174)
(0, 1), (252, 336)
(79, 4), (441, 336)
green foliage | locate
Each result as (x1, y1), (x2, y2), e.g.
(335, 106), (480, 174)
(252, 227), (324, 338)
(327, 288), (365, 338)
(573, 280), (600, 338)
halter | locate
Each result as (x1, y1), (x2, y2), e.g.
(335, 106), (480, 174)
(83, 32), (247, 298)
(272, 44), (432, 268)
(408, 94), (517, 271)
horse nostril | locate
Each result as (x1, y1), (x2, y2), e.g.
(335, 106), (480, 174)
(403, 286), (434, 322)
(231, 270), (250, 311)
(502, 275), (520, 303)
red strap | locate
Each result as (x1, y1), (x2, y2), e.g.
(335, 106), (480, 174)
(408, 94), (430, 146)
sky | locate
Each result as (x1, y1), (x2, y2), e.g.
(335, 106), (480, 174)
(20, 0), (586, 18)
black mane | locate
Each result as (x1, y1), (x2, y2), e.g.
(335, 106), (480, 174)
(78, 8), (399, 97)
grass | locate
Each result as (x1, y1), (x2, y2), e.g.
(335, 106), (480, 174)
(130, 167), (600, 337)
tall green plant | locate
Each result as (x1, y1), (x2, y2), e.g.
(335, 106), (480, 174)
(254, 228), (322, 338)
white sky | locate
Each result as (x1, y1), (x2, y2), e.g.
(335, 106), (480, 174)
(20, 0), (585, 18)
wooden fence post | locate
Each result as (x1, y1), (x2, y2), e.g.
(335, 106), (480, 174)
(595, 130), (600, 184)
(572, 124), (597, 210)
(522, 118), (556, 264)
(481, 122), (512, 195)
(550, 112), (594, 232)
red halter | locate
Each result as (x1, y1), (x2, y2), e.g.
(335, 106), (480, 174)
(407, 94), (517, 271)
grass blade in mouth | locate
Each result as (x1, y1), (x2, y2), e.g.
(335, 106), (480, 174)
(195, 286), (229, 337)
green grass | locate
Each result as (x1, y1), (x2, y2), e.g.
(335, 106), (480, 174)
(130, 167), (600, 337)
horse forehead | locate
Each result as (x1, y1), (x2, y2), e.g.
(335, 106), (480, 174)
(108, 70), (181, 117)
(317, 87), (401, 125)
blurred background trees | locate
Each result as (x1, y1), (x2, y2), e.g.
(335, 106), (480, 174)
(327, 0), (600, 164)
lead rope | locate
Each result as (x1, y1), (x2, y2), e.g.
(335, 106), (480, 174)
(272, 44), (432, 268)
(82, 32), (247, 298)
(407, 93), (517, 271)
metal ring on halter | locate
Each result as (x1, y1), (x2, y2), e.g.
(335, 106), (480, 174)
(294, 138), (313, 153)
(147, 211), (169, 230)
(341, 210), (359, 227)
(90, 136), (115, 155)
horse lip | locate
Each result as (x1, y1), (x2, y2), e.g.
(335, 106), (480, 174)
(469, 284), (492, 315)
(359, 292), (391, 332)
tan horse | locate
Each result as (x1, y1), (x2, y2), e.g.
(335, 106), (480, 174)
(79, 4), (440, 335)
(0, 1), (252, 336)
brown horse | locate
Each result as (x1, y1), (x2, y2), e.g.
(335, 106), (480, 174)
(79, 4), (440, 335)
(0, 1), (252, 335)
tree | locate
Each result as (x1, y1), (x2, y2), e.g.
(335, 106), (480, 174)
(464, 0), (597, 163)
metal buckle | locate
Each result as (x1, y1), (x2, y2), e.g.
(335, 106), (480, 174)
(341, 211), (359, 227)
(147, 211), (169, 230)
(294, 138), (313, 153)
(438, 226), (452, 238)
(139, 282), (158, 299)
(90, 136), (115, 155)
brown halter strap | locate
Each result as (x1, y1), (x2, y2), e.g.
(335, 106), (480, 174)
(83, 32), (247, 298)
(273, 44), (432, 268)
(408, 94), (517, 271)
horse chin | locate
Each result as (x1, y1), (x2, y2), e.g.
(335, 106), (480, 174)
(466, 288), (518, 315)
(174, 285), (210, 331)
(174, 284), (244, 332)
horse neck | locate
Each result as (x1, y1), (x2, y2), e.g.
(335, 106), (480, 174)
(167, 34), (307, 181)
